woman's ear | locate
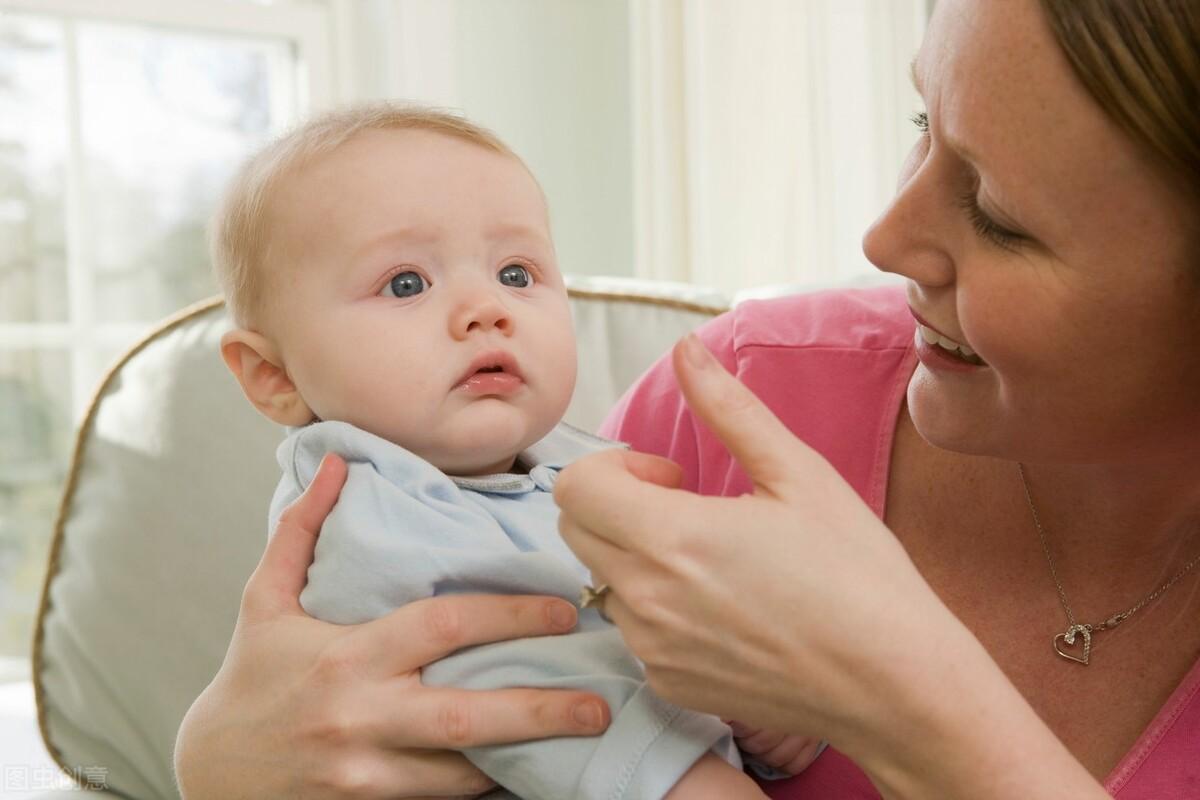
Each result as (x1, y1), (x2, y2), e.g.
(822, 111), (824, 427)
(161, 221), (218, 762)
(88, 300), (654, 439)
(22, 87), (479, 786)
(220, 329), (316, 427)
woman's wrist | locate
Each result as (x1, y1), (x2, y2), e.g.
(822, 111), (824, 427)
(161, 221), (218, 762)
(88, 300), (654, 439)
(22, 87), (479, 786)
(838, 621), (1107, 799)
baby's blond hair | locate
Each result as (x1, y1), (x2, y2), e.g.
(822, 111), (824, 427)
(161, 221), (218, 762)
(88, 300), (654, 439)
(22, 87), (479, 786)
(210, 102), (518, 327)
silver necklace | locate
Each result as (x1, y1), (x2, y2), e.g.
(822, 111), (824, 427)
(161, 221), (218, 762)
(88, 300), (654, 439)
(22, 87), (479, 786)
(1018, 462), (1200, 666)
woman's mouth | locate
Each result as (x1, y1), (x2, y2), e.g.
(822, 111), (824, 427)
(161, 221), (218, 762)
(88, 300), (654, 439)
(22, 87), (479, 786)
(916, 323), (986, 366)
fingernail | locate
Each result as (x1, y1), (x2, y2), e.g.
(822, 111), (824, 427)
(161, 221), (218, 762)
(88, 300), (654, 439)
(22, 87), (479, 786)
(682, 333), (712, 369)
(547, 602), (577, 631)
(573, 702), (602, 729)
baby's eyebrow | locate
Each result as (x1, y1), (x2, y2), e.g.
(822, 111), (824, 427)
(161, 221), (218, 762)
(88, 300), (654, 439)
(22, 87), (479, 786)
(352, 227), (440, 263)
(910, 57), (923, 95)
(486, 222), (552, 244)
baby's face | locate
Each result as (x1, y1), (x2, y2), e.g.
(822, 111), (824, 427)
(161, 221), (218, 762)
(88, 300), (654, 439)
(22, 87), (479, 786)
(264, 128), (577, 475)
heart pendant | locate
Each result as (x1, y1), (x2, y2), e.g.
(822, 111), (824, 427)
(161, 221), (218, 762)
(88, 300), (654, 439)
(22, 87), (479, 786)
(1053, 624), (1091, 665)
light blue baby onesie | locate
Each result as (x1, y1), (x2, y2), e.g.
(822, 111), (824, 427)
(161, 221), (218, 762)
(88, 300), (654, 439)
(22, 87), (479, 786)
(268, 419), (740, 800)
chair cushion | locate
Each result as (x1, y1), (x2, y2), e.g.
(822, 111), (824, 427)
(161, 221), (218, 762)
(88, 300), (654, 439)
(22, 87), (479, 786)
(32, 280), (725, 798)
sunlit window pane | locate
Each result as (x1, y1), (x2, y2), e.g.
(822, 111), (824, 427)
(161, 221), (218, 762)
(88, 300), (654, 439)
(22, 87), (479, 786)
(0, 8), (303, 665)
(77, 21), (295, 322)
(0, 15), (68, 324)
(0, 349), (71, 658)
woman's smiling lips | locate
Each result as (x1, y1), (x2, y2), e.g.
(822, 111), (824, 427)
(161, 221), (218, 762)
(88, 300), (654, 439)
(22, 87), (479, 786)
(913, 331), (986, 373)
(908, 307), (964, 346)
(455, 350), (525, 396)
(908, 307), (988, 372)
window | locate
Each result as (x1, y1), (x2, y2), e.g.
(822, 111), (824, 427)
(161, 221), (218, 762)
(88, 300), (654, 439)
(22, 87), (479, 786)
(0, 0), (329, 677)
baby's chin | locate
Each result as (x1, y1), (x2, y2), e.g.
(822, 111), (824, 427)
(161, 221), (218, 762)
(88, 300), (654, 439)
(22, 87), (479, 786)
(430, 443), (529, 477)
(426, 426), (558, 477)
(388, 403), (568, 476)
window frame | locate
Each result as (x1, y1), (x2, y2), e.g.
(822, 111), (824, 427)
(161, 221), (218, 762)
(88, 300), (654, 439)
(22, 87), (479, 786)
(0, 0), (337, 421)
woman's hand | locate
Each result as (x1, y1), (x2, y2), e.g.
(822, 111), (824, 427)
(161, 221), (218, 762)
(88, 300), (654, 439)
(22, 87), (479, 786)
(555, 334), (1108, 799)
(174, 453), (611, 800)
(555, 333), (945, 740)
(725, 721), (824, 776)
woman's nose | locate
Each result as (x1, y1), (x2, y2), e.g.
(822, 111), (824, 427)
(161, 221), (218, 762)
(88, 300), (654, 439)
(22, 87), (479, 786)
(861, 149), (956, 288)
(449, 289), (513, 339)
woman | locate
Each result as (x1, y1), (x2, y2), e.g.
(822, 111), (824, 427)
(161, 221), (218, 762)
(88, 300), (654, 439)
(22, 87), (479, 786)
(174, 0), (1200, 796)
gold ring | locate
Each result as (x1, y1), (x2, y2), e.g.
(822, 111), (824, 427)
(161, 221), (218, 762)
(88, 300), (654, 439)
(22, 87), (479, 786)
(580, 584), (612, 622)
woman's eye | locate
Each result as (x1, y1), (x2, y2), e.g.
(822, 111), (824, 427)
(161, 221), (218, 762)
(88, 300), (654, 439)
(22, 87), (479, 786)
(957, 190), (1025, 252)
(910, 110), (930, 137)
(381, 270), (426, 298)
(498, 264), (532, 288)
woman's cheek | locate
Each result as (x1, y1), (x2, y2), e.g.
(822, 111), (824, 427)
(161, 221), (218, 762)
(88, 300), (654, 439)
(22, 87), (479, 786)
(962, 303), (1035, 382)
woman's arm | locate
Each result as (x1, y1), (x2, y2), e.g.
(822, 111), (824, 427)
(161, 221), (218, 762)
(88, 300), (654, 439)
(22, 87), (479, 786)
(856, 630), (1105, 799)
(173, 454), (611, 799)
(555, 335), (1108, 800)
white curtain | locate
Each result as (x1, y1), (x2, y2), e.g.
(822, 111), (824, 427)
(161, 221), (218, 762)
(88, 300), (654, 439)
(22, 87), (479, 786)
(631, 0), (928, 294)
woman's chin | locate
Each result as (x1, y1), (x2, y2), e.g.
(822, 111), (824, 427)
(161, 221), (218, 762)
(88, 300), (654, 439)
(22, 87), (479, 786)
(905, 377), (1001, 458)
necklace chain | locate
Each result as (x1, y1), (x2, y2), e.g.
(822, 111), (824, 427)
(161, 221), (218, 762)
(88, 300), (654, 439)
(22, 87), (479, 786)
(1018, 462), (1200, 664)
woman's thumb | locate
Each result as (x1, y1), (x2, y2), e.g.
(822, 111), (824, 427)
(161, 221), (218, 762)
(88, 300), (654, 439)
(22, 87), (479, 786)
(245, 452), (347, 617)
(619, 450), (685, 489)
(671, 333), (804, 497)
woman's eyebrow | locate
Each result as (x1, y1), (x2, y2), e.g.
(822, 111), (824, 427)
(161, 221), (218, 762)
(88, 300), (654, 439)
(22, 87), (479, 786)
(907, 56), (990, 171)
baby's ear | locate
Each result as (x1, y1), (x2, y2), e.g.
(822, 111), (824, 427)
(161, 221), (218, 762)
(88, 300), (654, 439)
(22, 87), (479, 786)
(220, 329), (315, 427)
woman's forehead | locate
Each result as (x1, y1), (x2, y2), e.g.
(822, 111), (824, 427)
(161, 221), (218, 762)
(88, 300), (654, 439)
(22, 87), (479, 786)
(919, 0), (1189, 256)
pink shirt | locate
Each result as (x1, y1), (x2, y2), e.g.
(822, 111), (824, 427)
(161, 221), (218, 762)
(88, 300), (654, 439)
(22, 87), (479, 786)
(597, 286), (1200, 798)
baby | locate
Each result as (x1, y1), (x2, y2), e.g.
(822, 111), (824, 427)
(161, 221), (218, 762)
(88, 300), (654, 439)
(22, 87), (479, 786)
(212, 102), (811, 799)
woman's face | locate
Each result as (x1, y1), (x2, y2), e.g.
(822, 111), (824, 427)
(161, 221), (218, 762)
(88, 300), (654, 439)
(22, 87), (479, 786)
(862, 0), (1200, 465)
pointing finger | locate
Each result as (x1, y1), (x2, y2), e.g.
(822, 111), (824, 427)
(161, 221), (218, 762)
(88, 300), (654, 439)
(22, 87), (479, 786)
(672, 333), (814, 498)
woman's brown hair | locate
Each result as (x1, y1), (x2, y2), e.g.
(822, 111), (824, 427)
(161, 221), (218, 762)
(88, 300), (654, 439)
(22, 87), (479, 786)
(1040, 0), (1199, 202)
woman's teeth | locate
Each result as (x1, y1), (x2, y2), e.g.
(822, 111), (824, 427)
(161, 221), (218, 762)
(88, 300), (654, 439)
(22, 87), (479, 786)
(917, 324), (985, 365)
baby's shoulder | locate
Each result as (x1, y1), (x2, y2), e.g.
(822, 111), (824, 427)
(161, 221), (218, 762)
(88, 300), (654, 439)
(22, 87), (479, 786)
(279, 420), (445, 490)
(282, 419), (403, 462)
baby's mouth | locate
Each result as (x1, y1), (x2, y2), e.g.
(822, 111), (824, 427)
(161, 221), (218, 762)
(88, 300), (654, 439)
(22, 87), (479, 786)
(454, 351), (525, 391)
(458, 366), (524, 396)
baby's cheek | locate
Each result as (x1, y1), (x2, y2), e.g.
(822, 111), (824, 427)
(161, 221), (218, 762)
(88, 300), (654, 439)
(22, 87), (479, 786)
(316, 364), (409, 434)
(545, 332), (578, 403)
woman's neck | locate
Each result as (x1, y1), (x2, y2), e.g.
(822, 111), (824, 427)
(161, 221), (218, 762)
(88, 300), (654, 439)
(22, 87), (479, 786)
(1014, 453), (1200, 607)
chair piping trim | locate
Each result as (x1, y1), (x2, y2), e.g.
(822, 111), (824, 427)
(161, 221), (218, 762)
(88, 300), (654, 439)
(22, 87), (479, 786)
(564, 287), (728, 317)
(31, 295), (225, 786)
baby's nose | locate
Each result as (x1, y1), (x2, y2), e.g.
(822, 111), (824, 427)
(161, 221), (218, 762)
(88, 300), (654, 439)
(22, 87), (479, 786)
(451, 292), (512, 338)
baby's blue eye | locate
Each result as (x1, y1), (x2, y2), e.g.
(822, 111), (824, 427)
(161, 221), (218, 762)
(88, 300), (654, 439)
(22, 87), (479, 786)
(383, 271), (426, 298)
(498, 264), (531, 288)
